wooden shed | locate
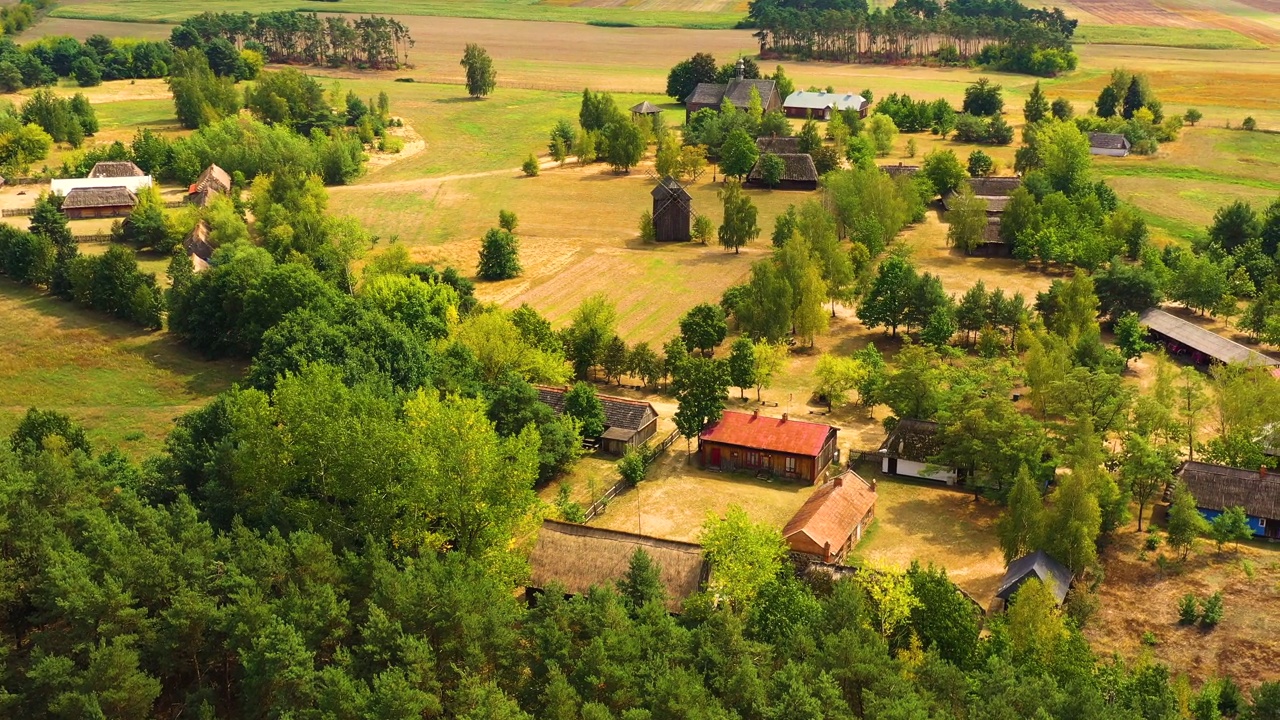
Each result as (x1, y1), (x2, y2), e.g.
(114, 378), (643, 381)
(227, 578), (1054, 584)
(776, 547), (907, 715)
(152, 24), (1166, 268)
(61, 186), (137, 219)
(526, 520), (709, 613)
(651, 176), (693, 242)
(698, 410), (838, 484)
(535, 385), (659, 455)
(943, 177), (1022, 215)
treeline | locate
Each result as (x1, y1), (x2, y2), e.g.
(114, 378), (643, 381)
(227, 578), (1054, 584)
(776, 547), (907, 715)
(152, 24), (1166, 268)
(0, 0), (51, 37)
(171, 11), (414, 70)
(749, 0), (1078, 76)
(0, 34), (174, 93)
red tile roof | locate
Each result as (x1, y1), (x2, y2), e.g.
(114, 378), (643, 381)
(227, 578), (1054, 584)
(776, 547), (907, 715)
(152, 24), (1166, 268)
(783, 471), (876, 557)
(699, 411), (835, 457)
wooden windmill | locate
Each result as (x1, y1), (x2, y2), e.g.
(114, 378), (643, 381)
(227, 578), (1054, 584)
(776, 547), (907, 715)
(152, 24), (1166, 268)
(651, 176), (693, 242)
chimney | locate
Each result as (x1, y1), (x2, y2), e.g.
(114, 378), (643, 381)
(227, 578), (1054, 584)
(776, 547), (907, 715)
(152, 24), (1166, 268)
(781, 413), (789, 423)
(752, 409), (759, 419)
(735, 57), (744, 80)
(1262, 466), (1268, 480)
(824, 541), (831, 562)
(834, 475), (844, 488)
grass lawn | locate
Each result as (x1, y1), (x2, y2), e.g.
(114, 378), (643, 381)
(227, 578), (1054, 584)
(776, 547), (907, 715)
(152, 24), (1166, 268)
(1085, 523), (1280, 688)
(847, 463), (1008, 602)
(0, 281), (242, 458)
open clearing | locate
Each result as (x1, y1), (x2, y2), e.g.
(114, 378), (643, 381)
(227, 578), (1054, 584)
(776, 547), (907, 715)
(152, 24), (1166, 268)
(1084, 526), (1280, 687)
(0, 282), (241, 458)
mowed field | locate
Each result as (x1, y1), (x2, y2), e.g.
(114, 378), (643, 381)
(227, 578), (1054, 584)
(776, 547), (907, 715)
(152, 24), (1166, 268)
(0, 282), (241, 458)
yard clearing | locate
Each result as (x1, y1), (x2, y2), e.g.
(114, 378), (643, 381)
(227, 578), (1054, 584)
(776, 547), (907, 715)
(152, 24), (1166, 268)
(1084, 527), (1280, 688)
(0, 282), (241, 458)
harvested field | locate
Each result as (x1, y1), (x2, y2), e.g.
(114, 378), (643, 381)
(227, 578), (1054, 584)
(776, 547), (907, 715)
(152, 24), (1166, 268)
(1071, 0), (1208, 29)
(1084, 527), (1280, 688)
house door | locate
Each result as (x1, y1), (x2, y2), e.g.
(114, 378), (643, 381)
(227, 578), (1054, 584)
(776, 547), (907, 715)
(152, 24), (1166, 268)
(888, 458), (898, 475)
(710, 447), (721, 468)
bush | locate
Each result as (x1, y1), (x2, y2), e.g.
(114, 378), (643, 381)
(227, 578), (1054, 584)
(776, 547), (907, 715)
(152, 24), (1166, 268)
(1242, 116), (1257, 131)
(1178, 593), (1199, 624)
(522, 154), (540, 176)
(379, 135), (404, 153)
(1200, 591), (1224, 626)
(1144, 533), (1161, 552)
(1141, 630), (1158, 646)
(639, 210), (655, 242)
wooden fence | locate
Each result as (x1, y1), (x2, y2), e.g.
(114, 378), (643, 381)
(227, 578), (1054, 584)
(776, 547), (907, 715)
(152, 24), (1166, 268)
(1, 207), (34, 217)
(581, 429), (682, 522)
(73, 233), (113, 244)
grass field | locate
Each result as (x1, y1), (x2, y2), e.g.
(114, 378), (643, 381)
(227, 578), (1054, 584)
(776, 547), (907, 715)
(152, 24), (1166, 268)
(0, 281), (241, 458)
(1074, 24), (1265, 49)
(1084, 525), (1280, 687)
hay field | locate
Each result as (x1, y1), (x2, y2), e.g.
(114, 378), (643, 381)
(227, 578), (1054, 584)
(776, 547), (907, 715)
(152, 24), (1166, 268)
(0, 282), (241, 458)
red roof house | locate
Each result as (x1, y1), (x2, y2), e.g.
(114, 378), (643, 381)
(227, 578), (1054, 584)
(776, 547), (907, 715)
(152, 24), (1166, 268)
(783, 470), (877, 563)
(698, 410), (838, 483)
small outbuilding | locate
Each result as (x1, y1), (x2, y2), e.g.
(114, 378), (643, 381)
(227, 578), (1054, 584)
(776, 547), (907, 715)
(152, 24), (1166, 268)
(651, 176), (693, 242)
(783, 470), (877, 564)
(61, 186), (137, 219)
(188, 164), (232, 207)
(526, 520), (709, 613)
(88, 161), (145, 179)
(877, 418), (958, 485)
(996, 550), (1072, 606)
(698, 410), (839, 484)
(1138, 308), (1278, 368)
(1088, 132), (1131, 157)
(782, 90), (868, 120)
(943, 176), (1022, 215)
(536, 385), (659, 455)
(1176, 461), (1280, 539)
(746, 153), (819, 191)
(629, 101), (663, 120)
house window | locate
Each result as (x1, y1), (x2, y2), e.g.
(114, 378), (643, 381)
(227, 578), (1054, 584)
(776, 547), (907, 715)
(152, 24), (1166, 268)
(748, 452), (759, 467)
(1260, 518), (1267, 528)
(785, 457), (797, 474)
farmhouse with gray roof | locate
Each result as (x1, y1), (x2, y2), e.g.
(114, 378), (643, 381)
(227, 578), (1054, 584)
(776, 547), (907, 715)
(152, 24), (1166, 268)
(684, 58), (781, 121)
(1176, 461), (1280, 539)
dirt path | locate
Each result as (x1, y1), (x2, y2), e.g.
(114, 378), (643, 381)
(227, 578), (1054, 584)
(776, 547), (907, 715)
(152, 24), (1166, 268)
(332, 156), (574, 194)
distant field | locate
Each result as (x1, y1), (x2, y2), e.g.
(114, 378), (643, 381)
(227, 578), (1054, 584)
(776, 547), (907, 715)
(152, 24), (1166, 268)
(50, 0), (746, 29)
(0, 282), (241, 458)
(1075, 24), (1265, 49)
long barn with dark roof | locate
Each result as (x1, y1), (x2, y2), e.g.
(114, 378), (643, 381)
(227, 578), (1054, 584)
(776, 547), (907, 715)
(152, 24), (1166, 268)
(536, 386), (659, 455)
(1139, 308), (1278, 368)
(747, 153), (819, 191)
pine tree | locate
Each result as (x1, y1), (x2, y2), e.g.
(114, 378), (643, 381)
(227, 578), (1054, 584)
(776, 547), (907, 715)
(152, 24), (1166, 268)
(727, 336), (756, 398)
(997, 466), (1044, 563)
(1023, 81), (1049, 123)
(618, 548), (666, 610)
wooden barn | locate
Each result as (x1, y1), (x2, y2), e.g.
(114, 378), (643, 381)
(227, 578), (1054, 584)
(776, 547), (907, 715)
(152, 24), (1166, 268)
(61, 186), (137, 219)
(1138, 308), (1278, 369)
(536, 385), (659, 455)
(87, 161), (145, 179)
(746, 153), (819, 191)
(782, 470), (877, 564)
(526, 520), (709, 613)
(188, 164), (232, 207)
(1176, 461), (1280, 539)
(684, 58), (781, 121)
(651, 176), (693, 242)
(943, 176), (1022, 215)
(996, 550), (1072, 606)
(965, 216), (1011, 258)
(698, 410), (839, 484)
(877, 418), (959, 484)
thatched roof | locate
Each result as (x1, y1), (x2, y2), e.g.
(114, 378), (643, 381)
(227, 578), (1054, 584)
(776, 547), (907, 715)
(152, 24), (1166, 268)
(184, 219), (214, 262)
(944, 176), (1021, 212)
(527, 520), (708, 612)
(1088, 132), (1130, 150)
(783, 471), (876, 558)
(756, 136), (801, 154)
(700, 410), (836, 456)
(630, 101), (663, 115)
(880, 163), (920, 178)
(190, 253), (210, 273)
(88, 161), (144, 179)
(1177, 461), (1280, 519)
(748, 153), (819, 184)
(877, 418), (943, 463)
(195, 164), (232, 194)
(61, 186), (137, 209)
(536, 386), (658, 441)
(1139, 308), (1278, 366)
(996, 550), (1072, 604)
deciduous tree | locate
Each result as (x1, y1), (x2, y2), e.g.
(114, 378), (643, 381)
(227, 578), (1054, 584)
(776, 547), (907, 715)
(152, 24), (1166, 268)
(460, 43), (497, 98)
(718, 179), (760, 254)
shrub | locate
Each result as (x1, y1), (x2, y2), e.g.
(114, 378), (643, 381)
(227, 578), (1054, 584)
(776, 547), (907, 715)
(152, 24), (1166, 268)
(639, 210), (655, 242)
(379, 135), (404, 153)
(1242, 116), (1257, 131)
(522, 154), (540, 176)
(1200, 591), (1224, 626)
(1144, 533), (1161, 552)
(1141, 630), (1158, 646)
(1177, 593), (1199, 624)
(556, 483), (586, 523)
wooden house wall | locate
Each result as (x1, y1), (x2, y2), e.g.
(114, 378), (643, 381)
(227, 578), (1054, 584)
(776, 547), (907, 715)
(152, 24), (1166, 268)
(653, 199), (691, 242)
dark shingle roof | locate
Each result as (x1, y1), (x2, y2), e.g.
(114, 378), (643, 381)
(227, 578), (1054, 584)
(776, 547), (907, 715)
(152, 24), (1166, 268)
(61, 186), (137, 209)
(630, 101), (663, 115)
(536, 386), (658, 439)
(686, 79), (778, 109)
(88, 161), (145, 178)
(748, 153), (819, 184)
(877, 418), (943, 463)
(528, 520), (707, 613)
(756, 136), (801, 154)
(651, 176), (691, 202)
(1177, 461), (1280, 519)
(1139, 308), (1278, 366)
(1088, 132), (1131, 150)
(686, 82), (727, 106)
(996, 550), (1072, 604)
